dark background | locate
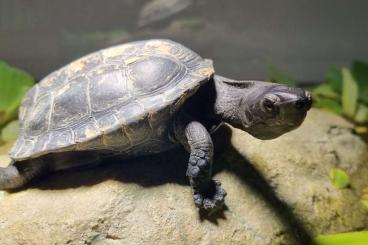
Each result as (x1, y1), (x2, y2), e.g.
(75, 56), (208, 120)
(1, 0), (367, 82)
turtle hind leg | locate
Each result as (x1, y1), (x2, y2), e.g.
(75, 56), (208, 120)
(0, 159), (46, 190)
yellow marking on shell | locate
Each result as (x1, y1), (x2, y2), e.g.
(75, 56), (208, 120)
(170, 94), (188, 114)
(95, 68), (107, 85)
(195, 67), (215, 78)
(101, 133), (108, 147)
(156, 44), (172, 55)
(125, 56), (142, 65)
(121, 125), (132, 146)
(102, 44), (133, 58)
(144, 40), (172, 55)
(178, 76), (197, 90)
(85, 127), (99, 139)
(56, 83), (71, 96)
(69, 59), (85, 72)
(39, 76), (54, 88)
(146, 40), (164, 46)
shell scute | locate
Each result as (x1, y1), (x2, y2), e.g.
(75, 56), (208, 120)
(11, 39), (214, 160)
(24, 93), (52, 136)
(47, 130), (75, 151)
(50, 76), (90, 130)
(88, 66), (129, 113)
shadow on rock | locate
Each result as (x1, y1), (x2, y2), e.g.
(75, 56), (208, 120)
(33, 149), (190, 190)
(212, 125), (312, 244)
(27, 124), (312, 242)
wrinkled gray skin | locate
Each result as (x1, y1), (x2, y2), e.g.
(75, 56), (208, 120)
(172, 75), (311, 212)
(0, 74), (311, 213)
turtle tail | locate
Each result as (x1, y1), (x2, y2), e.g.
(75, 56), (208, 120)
(0, 158), (46, 190)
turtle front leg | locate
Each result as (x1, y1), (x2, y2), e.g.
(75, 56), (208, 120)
(174, 120), (226, 213)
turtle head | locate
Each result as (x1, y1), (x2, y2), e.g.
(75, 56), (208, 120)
(214, 76), (312, 140)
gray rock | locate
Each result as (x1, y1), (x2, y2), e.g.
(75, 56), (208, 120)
(0, 108), (367, 245)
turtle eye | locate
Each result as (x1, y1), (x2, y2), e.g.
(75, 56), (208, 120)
(263, 98), (275, 112)
(262, 94), (280, 112)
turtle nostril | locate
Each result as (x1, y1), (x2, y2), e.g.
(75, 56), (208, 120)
(294, 91), (313, 111)
(295, 99), (306, 109)
(305, 92), (312, 110)
(295, 95), (312, 111)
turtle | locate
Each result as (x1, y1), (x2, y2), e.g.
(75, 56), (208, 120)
(0, 39), (312, 212)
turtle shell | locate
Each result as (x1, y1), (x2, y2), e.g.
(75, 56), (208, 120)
(10, 39), (214, 161)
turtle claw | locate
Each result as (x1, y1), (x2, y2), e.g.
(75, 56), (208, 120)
(193, 180), (227, 214)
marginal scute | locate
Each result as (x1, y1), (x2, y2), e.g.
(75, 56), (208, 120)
(74, 119), (100, 146)
(18, 85), (37, 130)
(10, 39), (215, 160)
(31, 134), (51, 156)
(137, 94), (166, 113)
(9, 138), (24, 158)
(103, 127), (131, 150)
(115, 102), (147, 125)
(15, 139), (35, 159)
(125, 116), (152, 145)
(47, 130), (75, 151)
(96, 114), (119, 133)
(24, 93), (52, 136)
(148, 106), (171, 137)
(74, 118), (103, 151)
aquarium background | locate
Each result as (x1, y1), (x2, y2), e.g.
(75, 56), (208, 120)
(0, 1), (368, 244)
(1, 0), (368, 82)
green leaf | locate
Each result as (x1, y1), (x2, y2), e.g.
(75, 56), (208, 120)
(354, 104), (368, 124)
(313, 98), (342, 114)
(267, 64), (298, 86)
(313, 84), (340, 100)
(351, 60), (368, 104)
(313, 231), (368, 245)
(329, 168), (350, 189)
(341, 67), (358, 119)
(355, 126), (368, 134)
(0, 61), (34, 127)
(362, 199), (368, 209)
(362, 187), (368, 209)
(326, 66), (342, 93)
(1, 120), (19, 142)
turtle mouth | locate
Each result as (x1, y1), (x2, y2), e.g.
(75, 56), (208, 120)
(246, 118), (304, 140)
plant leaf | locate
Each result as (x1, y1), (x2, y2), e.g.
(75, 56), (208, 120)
(354, 126), (368, 134)
(0, 61), (34, 127)
(362, 187), (368, 209)
(313, 231), (368, 245)
(351, 60), (368, 104)
(329, 168), (350, 189)
(354, 104), (368, 124)
(1, 120), (19, 142)
(341, 67), (358, 119)
(313, 98), (342, 114)
(326, 65), (343, 94)
(313, 84), (340, 100)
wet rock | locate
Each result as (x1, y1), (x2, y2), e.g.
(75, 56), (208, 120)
(0, 109), (367, 245)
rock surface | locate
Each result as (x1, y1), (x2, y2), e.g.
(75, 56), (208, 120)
(0, 109), (367, 245)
